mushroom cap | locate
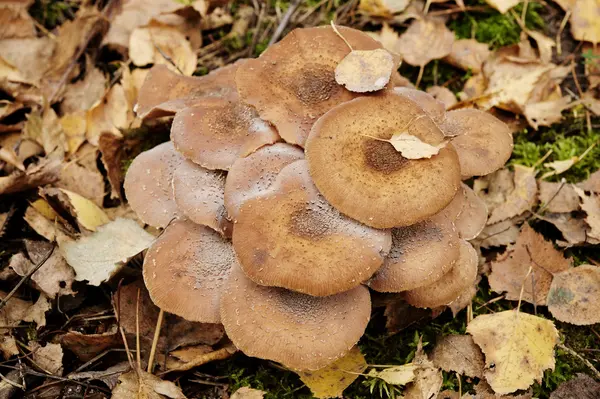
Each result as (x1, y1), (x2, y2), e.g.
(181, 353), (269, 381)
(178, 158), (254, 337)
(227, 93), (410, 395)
(236, 26), (395, 147)
(305, 91), (461, 228)
(368, 214), (460, 292)
(135, 61), (242, 120)
(404, 240), (478, 308)
(224, 143), (304, 221)
(394, 87), (446, 124)
(123, 142), (184, 228)
(143, 219), (238, 323)
(171, 97), (279, 170)
(439, 109), (513, 179)
(172, 160), (232, 236)
(220, 265), (372, 370)
(454, 183), (488, 240)
(232, 160), (392, 297)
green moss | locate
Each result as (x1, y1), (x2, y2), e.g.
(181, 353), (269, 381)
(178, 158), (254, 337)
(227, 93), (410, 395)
(30, 0), (79, 30)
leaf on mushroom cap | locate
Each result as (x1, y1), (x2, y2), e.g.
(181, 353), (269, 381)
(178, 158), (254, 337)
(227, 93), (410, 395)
(235, 25), (394, 147)
(232, 160), (391, 297)
(439, 109), (514, 179)
(123, 142), (184, 228)
(396, 18), (454, 67)
(220, 265), (372, 370)
(143, 219), (238, 323)
(135, 61), (242, 120)
(444, 39), (491, 74)
(368, 214), (460, 293)
(171, 97), (279, 171)
(306, 91), (461, 228)
(224, 143), (304, 221)
(335, 48), (395, 93)
(404, 240), (478, 308)
(547, 265), (600, 325)
(173, 160), (231, 236)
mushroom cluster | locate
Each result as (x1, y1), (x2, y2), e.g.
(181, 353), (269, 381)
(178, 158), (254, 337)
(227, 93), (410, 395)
(124, 25), (513, 371)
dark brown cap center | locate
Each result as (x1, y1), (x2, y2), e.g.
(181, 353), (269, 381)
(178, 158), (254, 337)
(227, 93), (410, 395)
(362, 138), (409, 174)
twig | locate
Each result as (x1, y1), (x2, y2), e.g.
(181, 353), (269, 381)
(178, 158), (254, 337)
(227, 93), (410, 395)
(330, 21), (353, 51)
(516, 266), (533, 315)
(136, 288), (142, 370)
(147, 309), (164, 374)
(268, 0), (301, 46)
(558, 343), (600, 379)
(249, 3), (266, 55)
(556, 10), (571, 56)
(416, 65), (424, 89)
(0, 371), (23, 390)
(158, 343), (236, 375)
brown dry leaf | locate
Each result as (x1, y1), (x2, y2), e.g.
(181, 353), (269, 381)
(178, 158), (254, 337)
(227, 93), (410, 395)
(484, 0), (520, 13)
(0, 157), (61, 195)
(444, 39), (490, 74)
(61, 325), (121, 362)
(473, 219), (521, 248)
(528, 31), (555, 64)
(61, 64), (106, 114)
(68, 361), (132, 390)
(486, 166), (538, 225)
(31, 342), (63, 376)
(86, 83), (131, 146)
(23, 201), (72, 243)
(577, 169), (600, 193)
(0, 36), (54, 94)
(583, 44), (600, 89)
(426, 86), (457, 109)
(489, 224), (573, 305)
(335, 49), (395, 93)
(573, 186), (600, 240)
(397, 18), (454, 67)
(538, 181), (580, 213)
(23, 107), (66, 158)
(550, 373), (600, 399)
(540, 213), (592, 247)
(0, 0), (36, 39)
(459, 73), (487, 101)
(468, 310), (558, 394)
(98, 132), (124, 200)
(230, 387), (266, 399)
(0, 335), (19, 359)
(366, 23), (401, 54)
(0, 291), (51, 327)
(524, 96), (571, 129)
(571, 0), (600, 44)
(56, 161), (105, 207)
(112, 370), (187, 399)
(359, 0), (411, 16)
(61, 218), (154, 285)
(547, 265), (600, 325)
(298, 346), (367, 398)
(431, 335), (484, 378)
(367, 364), (418, 385)
(403, 341), (443, 399)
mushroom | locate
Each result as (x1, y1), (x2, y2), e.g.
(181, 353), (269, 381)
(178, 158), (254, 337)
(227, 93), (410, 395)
(135, 61), (242, 120)
(224, 143), (304, 222)
(220, 265), (371, 370)
(437, 183), (488, 240)
(305, 91), (461, 228)
(232, 160), (392, 297)
(403, 240), (478, 308)
(439, 108), (513, 179)
(123, 142), (184, 228)
(170, 97), (279, 170)
(143, 219), (238, 323)
(172, 160), (232, 236)
(394, 87), (446, 124)
(236, 25), (398, 147)
(368, 214), (460, 292)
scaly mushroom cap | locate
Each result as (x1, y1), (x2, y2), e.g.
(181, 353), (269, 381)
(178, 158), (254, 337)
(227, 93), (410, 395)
(224, 143), (304, 221)
(143, 219), (238, 323)
(171, 98), (279, 170)
(135, 61), (242, 119)
(236, 26), (394, 147)
(404, 240), (478, 308)
(439, 109), (513, 179)
(172, 160), (232, 236)
(305, 91), (461, 228)
(368, 214), (460, 292)
(220, 265), (372, 370)
(394, 87), (446, 124)
(454, 183), (488, 240)
(123, 142), (183, 228)
(232, 160), (392, 297)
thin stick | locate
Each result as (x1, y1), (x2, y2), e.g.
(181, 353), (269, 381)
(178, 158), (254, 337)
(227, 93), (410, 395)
(135, 288), (142, 371)
(147, 309), (164, 374)
(558, 343), (600, 379)
(269, 0), (301, 46)
(415, 65), (424, 89)
(556, 10), (571, 56)
(456, 372), (462, 397)
(516, 266), (533, 315)
(330, 21), (353, 51)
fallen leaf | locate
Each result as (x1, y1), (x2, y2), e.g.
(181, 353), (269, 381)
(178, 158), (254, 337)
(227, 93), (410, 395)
(0, 157), (61, 195)
(0, 0), (36, 39)
(23, 107), (65, 158)
(528, 30), (555, 64)
(68, 361), (132, 390)
(489, 224), (573, 305)
(460, 73), (487, 100)
(573, 186), (600, 240)
(426, 86), (457, 109)
(61, 63), (106, 114)
(431, 335), (485, 378)
(550, 373), (600, 399)
(61, 326), (122, 362)
(56, 161), (105, 207)
(483, 0), (520, 13)
(230, 387), (265, 399)
(365, 133), (447, 159)
(366, 23), (401, 53)
(547, 265), (600, 325)
(403, 341), (443, 399)
(31, 342), (63, 376)
(487, 166), (538, 225)
(86, 83), (131, 145)
(524, 96), (571, 129)
(98, 132), (125, 200)
(540, 212), (591, 247)
(570, 0), (600, 44)
(112, 370), (187, 399)
(467, 310), (558, 394)
(298, 346), (367, 398)
(0, 335), (19, 359)
(23, 201), (72, 243)
(43, 188), (110, 231)
(60, 218), (155, 285)
(335, 49), (395, 92)
(0, 36), (54, 90)
(367, 364), (418, 386)
(0, 291), (51, 328)
(538, 181), (580, 213)
(397, 18), (454, 67)
(473, 219), (521, 248)
(444, 39), (491, 74)
(577, 169), (600, 193)
(359, 0), (411, 16)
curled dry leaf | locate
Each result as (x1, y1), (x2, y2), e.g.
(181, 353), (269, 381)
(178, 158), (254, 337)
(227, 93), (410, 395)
(61, 326), (122, 362)
(467, 310), (559, 395)
(540, 212), (594, 247)
(112, 370), (187, 399)
(335, 48), (395, 92)
(403, 342), (443, 399)
(30, 342), (63, 376)
(367, 364), (418, 386)
(524, 96), (571, 130)
(397, 18), (454, 67)
(431, 334), (485, 378)
(230, 387), (266, 399)
(547, 265), (600, 325)
(573, 186), (600, 240)
(60, 218), (155, 285)
(444, 39), (490, 74)
(570, 0), (600, 44)
(0, 290), (50, 327)
(0, 157), (61, 195)
(486, 166), (538, 225)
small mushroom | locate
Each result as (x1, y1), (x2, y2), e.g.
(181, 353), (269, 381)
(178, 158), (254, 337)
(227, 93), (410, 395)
(394, 87), (446, 124)
(305, 91), (461, 228)
(403, 240), (478, 308)
(172, 160), (232, 236)
(232, 160), (392, 297)
(437, 183), (488, 240)
(220, 265), (371, 370)
(236, 26), (396, 147)
(171, 98), (279, 171)
(224, 143), (304, 221)
(439, 109), (513, 179)
(368, 214), (460, 292)
(143, 219), (238, 323)
(123, 142), (184, 228)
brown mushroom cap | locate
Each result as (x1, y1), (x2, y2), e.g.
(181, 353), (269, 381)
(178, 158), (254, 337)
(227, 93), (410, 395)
(220, 265), (372, 370)
(394, 87), (446, 124)
(232, 160), (392, 297)
(172, 160), (232, 236)
(224, 143), (304, 221)
(404, 240), (478, 308)
(143, 219), (238, 323)
(305, 91), (461, 228)
(454, 183), (488, 240)
(439, 109), (513, 179)
(368, 214), (460, 292)
(135, 61), (242, 120)
(171, 97), (279, 170)
(236, 26), (395, 147)
(123, 142), (184, 228)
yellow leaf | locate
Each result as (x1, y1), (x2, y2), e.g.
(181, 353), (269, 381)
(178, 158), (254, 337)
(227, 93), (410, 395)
(60, 112), (87, 154)
(367, 364), (418, 385)
(58, 188), (109, 231)
(467, 310), (558, 394)
(484, 0), (520, 13)
(571, 0), (600, 44)
(359, 0), (410, 16)
(335, 48), (394, 93)
(30, 198), (59, 221)
(297, 346), (367, 398)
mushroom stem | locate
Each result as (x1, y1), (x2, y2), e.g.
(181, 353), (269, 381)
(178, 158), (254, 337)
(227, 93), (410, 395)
(330, 21), (354, 51)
